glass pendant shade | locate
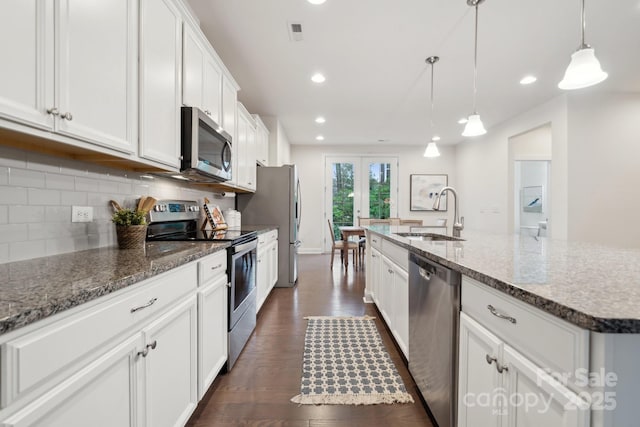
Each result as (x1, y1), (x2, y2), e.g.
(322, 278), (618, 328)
(558, 47), (608, 90)
(462, 114), (486, 137)
(423, 142), (440, 158)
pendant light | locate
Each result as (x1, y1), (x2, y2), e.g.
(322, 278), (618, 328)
(424, 56), (441, 158)
(558, 0), (608, 90)
(462, 0), (487, 137)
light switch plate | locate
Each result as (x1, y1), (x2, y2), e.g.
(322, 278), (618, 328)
(72, 206), (93, 223)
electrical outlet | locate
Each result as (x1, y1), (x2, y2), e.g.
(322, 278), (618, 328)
(72, 206), (93, 223)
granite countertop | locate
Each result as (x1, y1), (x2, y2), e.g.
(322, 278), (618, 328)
(241, 225), (278, 234)
(0, 241), (230, 336)
(366, 225), (640, 333)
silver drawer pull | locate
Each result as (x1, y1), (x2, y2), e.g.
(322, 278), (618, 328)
(486, 354), (497, 365)
(147, 340), (157, 351)
(137, 340), (158, 358)
(211, 263), (223, 271)
(131, 297), (158, 313)
(496, 363), (509, 374)
(487, 304), (517, 324)
(388, 269), (393, 274)
(419, 268), (432, 281)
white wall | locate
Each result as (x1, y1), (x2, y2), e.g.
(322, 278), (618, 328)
(455, 95), (568, 238)
(0, 145), (234, 263)
(262, 116), (291, 166)
(567, 91), (640, 248)
(291, 144), (456, 253)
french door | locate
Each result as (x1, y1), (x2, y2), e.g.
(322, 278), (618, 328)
(324, 156), (398, 251)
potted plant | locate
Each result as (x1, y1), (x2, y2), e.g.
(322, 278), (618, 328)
(111, 206), (148, 250)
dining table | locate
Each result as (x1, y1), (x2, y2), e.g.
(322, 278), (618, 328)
(338, 226), (366, 267)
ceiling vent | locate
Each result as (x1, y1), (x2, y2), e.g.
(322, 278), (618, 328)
(288, 21), (304, 42)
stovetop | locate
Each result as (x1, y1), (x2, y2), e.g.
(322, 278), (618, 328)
(147, 229), (257, 243)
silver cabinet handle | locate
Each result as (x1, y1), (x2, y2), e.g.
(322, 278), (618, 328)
(372, 239), (378, 243)
(272, 247), (276, 251)
(388, 269), (393, 274)
(137, 340), (158, 358)
(211, 263), (223, 271)
(131, 297), (158, 313)
(486, 354), (497, 365)
(487, 304), (517, 324)
(496, 363), (509, 373)
(205, 110), (211, 115)
(61, 112), (73, 121)
(47, 107), (59, 116)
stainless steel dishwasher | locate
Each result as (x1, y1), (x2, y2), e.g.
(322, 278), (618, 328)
(408, 252), (461, 427)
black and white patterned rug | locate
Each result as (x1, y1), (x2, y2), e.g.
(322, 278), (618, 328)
(291, 316), (414, 405)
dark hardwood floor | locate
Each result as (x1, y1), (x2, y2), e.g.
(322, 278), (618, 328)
(186, 254), (433, 427)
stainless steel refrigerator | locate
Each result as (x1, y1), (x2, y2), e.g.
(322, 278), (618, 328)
(237, 165), (301, 287)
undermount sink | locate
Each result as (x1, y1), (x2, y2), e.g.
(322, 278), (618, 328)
(394, 232), (465, 242)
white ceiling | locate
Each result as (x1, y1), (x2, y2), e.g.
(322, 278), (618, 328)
(187, 0), (640, 146)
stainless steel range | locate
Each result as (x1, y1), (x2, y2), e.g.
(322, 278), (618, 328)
(147, 200), (257, 370)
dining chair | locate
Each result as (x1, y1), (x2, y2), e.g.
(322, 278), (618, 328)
(400, 219), (423, 226)
(327, 220), (358, 269)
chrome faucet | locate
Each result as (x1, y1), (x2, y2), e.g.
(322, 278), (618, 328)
(433, 186), (464, 237)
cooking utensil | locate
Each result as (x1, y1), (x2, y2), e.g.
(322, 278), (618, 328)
(137, 196), (147, 212)
(110, 200), (123, 213)
(140, 196), (157, 215)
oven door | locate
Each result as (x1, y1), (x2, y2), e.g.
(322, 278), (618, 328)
(228, 239), (258, 329)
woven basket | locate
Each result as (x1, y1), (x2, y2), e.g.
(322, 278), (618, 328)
(115, 225), (147, 249)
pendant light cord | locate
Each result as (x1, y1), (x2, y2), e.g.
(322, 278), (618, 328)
(580, 0), (587, 48)
(430, 62), (435, 131)
(472, 3), (479, 114)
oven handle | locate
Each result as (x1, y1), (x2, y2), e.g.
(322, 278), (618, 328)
(232, 239), (258, 255)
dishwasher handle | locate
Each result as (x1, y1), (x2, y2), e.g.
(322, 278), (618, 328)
(419, 267), (433, 281)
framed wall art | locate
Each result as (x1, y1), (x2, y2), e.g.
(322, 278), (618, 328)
(410, 174), (448, 211)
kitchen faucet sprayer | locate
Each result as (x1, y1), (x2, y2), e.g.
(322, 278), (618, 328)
(433, 186), (464, 238)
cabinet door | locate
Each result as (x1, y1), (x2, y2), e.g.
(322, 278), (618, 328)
(141, 296), (197, 427)
(182, 24), (203, 109)
(370, 248), (382, 305)
(0, 0), (53, 130)
(458, 312), (503, 427)
(139, 0), (181, 168)
(503, 345), (589, 427)
(393, 264), (409, 358)
(245, 121), (257, 190)
(268, 241), (278, 289)
(221, 75), (236, 140)
(56, 0), (137, 154)
(2, 334), (139, 427)
(235, 111), (247, 188)
(256, 247), (269, 312)
(202, 55), (222, 125)
(380, 256), (395, 327)
(197, 276), (228, 399)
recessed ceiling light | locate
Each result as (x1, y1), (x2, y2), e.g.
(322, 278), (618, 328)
(307, 0), (326, 4)
(431, 135), (441, 141)
(311, 73), (326, 83)
(458, 118), (468, 124)
(316, 135), (325, 141)
(315, 116), (326, 124)
(520, 75), (537, 85)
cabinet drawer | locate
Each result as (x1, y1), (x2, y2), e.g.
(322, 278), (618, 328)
(198, 251), (227, 286)
(2, 263), (197, 407)
(258, 230), (278, 246)
(381, 239), (408, 272)
(369, 233), (383, 250)
(461, 276), (589, 378)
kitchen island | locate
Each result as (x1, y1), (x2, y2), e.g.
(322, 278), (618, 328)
(366, 225), (640, 427)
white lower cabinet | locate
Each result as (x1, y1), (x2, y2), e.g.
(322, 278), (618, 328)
(458, 312), (590, 427)
(256, 231), (278, 312)
(369, 247), (382, 306)
(197, 275), (228, 400)
(2, 334), (140, 427)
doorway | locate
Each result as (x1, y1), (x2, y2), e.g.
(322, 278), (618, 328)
(324, 156), (398, 250)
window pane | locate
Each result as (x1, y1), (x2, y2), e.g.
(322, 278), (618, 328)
(331, 163), (354, 239)
(369, 162), (391, 219)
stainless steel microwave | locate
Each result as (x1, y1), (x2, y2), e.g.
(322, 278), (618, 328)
(179, 107), (232, 182)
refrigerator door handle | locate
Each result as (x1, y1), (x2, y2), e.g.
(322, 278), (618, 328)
(293, 240), (302, 248)
(296, 180), (302, 231)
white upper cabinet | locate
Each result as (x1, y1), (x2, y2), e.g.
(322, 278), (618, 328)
(0, 0), (138, 154)
(236, 103), (256, 191)
(221, 75), (237, 140)
(139, 0), (182, 168)
(182, 24), (222, 126)
(253, 115), (269, 166)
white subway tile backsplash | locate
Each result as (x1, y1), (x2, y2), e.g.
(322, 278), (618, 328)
(0, 146), (28, 168)
(26, 152), (62, 173)
(0, 243), (8, 263)
(0, 186), (28, 205)
(0, 206), (7, 223)
(0, 167), (7, 185)
(117, 182), (133, 194)
(9, 206), (46, 223)
(60, 190), (88, 205)
(8, 169), (45, 188)
(0, 224), (27, 243)
(45, 206), (72, 223)
(29, 222), (89, 240)
(28, 188), (61, 205)
(46, 173), (75, 190)
(98, 180), (119, 194)
(75, 177), (99, 192)
(9, 239), (46, 261)
(46, 236), (89, 255)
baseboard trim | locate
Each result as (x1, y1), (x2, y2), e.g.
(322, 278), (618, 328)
(298, 248), (324, 255)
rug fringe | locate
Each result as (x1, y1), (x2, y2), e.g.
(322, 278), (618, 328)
(290, 392), (414, 406)
(303, 315), (376, 320)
